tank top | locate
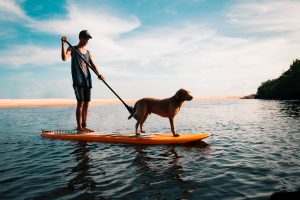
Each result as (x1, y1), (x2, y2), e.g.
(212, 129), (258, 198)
(71, 46), (92, 88)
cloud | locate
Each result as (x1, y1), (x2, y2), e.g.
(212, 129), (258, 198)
(0, 0), (140, 35)
(0, 1), (140, 67)
(1, 0), (300, 97)
(0, 45), (58, 67)
(0, 0), (27, 19)
(27, 3), (140, 38)
(228, 0), (300, 33)
(225, 0), (300, 73)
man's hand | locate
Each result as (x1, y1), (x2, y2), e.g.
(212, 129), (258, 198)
(61, 36), (67, 44)
(98, 74), (105, 81)
(61, 36), (71, 61)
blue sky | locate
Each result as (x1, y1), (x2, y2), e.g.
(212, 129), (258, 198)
(0, 0), (299, 99)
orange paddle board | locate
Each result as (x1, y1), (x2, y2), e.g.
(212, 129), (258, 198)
(41, 130), (209, 145)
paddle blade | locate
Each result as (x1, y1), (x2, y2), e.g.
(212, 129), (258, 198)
(126, 105), (134, 113)
(126, 105), (138, 120)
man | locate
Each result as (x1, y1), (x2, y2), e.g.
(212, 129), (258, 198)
(61, 30), (104, 132)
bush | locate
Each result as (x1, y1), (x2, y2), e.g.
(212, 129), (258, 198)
(256, 59), (300, 100)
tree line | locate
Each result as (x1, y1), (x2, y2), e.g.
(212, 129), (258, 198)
(256, 59), (300, 100)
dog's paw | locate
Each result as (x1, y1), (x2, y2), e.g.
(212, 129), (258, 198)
(173, 133), (180, 137)
(141, 131), (146, 133)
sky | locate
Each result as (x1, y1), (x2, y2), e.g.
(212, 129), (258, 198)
(0, 0), (299, 99)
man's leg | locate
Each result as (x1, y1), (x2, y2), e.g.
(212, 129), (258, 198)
(82, 102), (94, 132)
(82, 87), (94, 132)
(74, 86), (85, 132)
(76, 102), (84, 132)
(82, 101), (89, 128)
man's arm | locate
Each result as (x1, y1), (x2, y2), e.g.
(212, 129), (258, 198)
(61, 36), (72, 61)
(89, 51), (105, 80)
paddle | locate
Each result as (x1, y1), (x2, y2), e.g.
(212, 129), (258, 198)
(65, 40), (135, 116)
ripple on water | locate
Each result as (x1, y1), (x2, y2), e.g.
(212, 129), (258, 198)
(0, 100), (299, 199)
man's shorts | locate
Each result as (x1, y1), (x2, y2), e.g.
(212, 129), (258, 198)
(73, 86), (91, 102)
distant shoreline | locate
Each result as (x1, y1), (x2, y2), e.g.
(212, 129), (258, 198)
(0, 96), (242, 108)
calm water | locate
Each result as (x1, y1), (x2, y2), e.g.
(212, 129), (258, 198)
(0, 100), (299, 199)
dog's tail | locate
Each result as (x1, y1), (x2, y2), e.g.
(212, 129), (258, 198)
(128, 103), (137, 120)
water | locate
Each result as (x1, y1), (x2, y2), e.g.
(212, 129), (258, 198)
(0, 99), (299, 199)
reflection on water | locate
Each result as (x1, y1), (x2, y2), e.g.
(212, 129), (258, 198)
(278, 100), (300, 118)
(181, 140), (210, 149)
(0, 100), (299, 199)
(126, 145), (198, 199)
(68, 141), (96, 192)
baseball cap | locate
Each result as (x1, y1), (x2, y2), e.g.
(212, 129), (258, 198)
(79, 30), (92, 39)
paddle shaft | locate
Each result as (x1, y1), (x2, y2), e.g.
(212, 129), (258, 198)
(65, 40), (133, 113)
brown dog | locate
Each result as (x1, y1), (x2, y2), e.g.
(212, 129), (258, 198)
(128, 88), (193, 137)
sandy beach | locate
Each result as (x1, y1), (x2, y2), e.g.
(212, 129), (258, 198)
(0, 99), (136, 108)
(0, 96), (243, 108)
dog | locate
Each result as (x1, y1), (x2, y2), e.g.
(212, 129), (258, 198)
(128, 88), (193, 137)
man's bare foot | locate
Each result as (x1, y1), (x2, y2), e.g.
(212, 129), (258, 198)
(173, 133), (180, 137)
(77, 127), (86, 133)
(83, 127), (95, 132)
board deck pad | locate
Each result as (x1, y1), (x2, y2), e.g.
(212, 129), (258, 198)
(41, 130), (209, 145)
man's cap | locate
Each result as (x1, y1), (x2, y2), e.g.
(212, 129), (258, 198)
(79, 30), (92, 39)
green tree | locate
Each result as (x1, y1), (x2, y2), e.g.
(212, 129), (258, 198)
(257, 59), (300, 100)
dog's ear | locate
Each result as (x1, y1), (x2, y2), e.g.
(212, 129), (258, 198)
(175, 90), (180, 100)
(175, 89), (184, 100)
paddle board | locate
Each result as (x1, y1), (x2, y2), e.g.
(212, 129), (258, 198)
(41, 130), (209, 145)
